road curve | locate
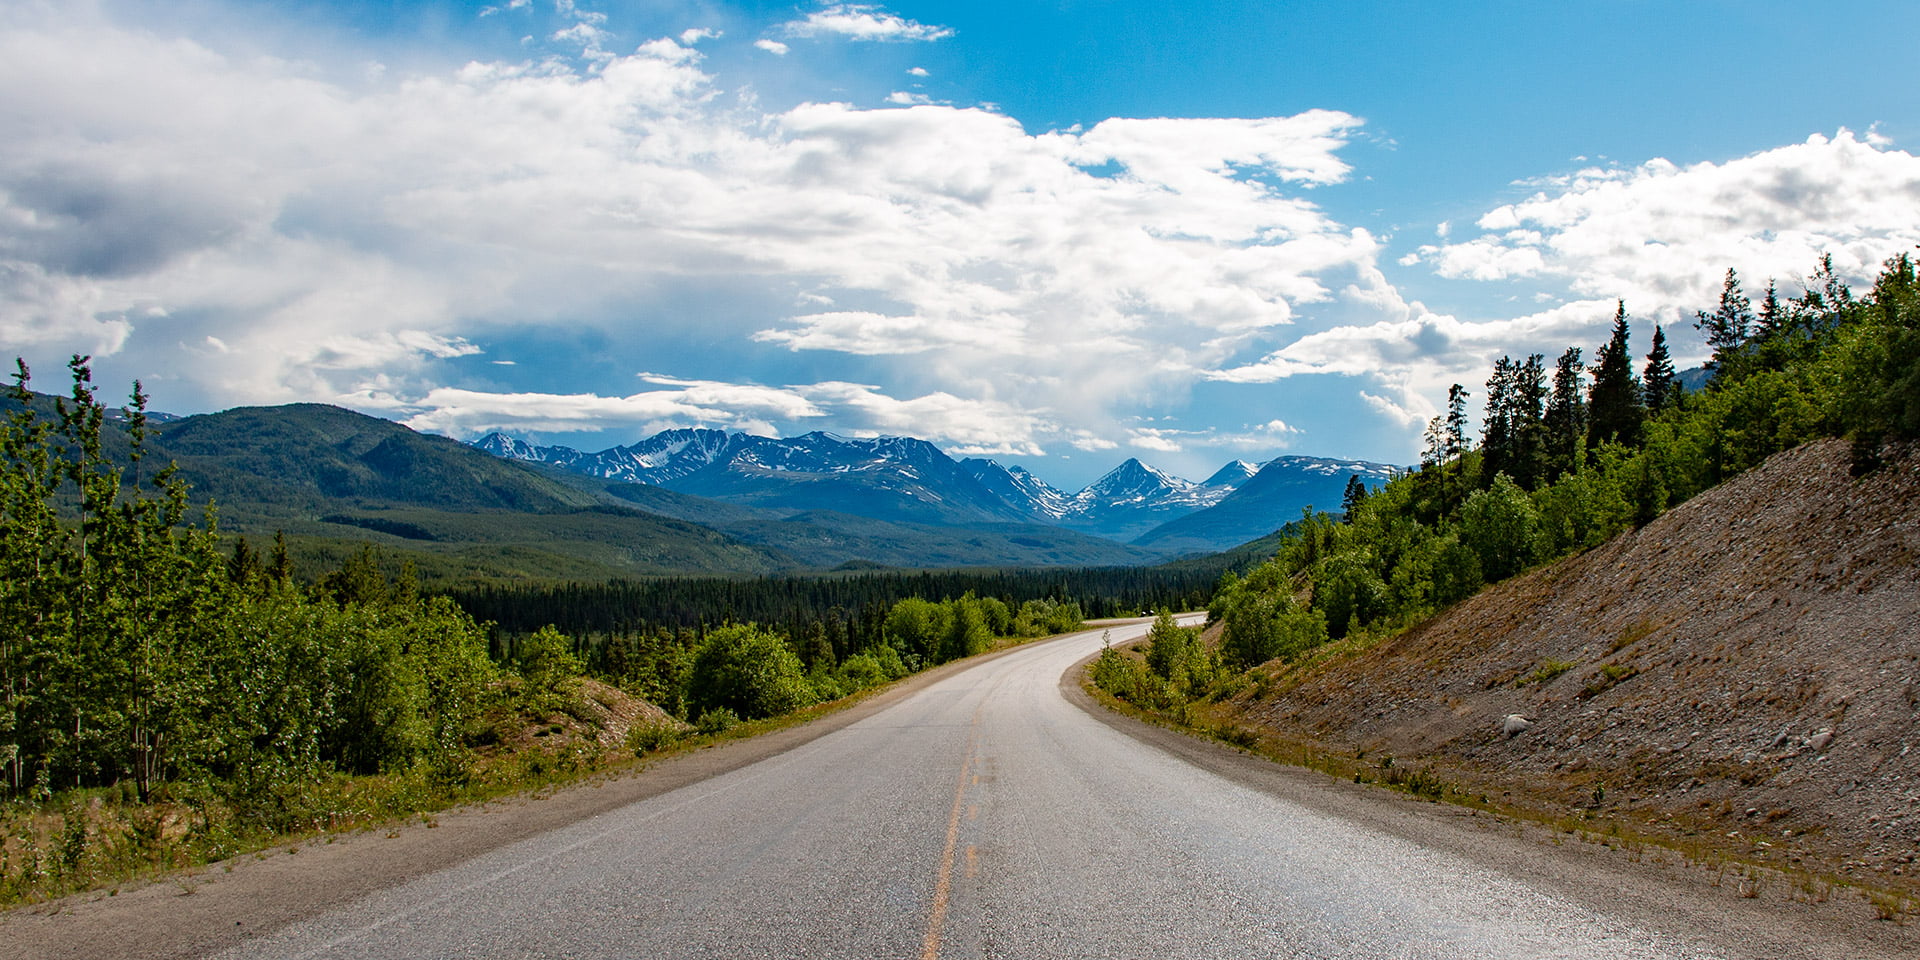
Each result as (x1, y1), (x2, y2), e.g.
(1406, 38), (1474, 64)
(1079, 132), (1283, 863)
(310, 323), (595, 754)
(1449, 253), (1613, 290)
(195, 621), (1888, 959)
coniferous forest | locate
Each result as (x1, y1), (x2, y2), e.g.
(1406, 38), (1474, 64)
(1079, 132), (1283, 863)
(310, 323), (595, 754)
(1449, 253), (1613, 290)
(1097, 253), (1919, 714)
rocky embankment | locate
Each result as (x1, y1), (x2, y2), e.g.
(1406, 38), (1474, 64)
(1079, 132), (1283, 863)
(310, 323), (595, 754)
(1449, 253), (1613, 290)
(1231, 438), (1920, 890)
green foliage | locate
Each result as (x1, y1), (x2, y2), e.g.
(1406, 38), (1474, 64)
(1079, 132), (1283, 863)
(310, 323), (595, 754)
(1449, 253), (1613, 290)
(0, 359), (500, 800)
(1458, 475), (1541, 582)
(1012, 597), (1084, 637)
(682, 625), (818, 721)
(1313, 549), (1388, 640)
(513, 625), (584, 691)
(1143, 609), (1190, 679)
(1196, 252), (1918, 674)
(626, 720), (683, 754)
(884, 596), (950, 664)
(1518, 660), (1575, 686)
(1088, 642), (1150, 701)
(694, 707), (740, 735)
(1832, 252), (1920, 469)
(939, 594), (994, 662)
(1215, 581), (1328, 670)
(1142, 609), (1215, 699)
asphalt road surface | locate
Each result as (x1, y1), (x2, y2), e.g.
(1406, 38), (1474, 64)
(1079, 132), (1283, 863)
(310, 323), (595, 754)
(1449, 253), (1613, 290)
(174, 617), (1907, 960)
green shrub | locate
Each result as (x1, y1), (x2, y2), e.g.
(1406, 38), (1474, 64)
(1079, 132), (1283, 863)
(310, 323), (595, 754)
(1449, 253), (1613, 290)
(626, 721), (683, 755)
(1088, 643), (1146, 700)
(683, 625), (817, 720)
(1518, 659), (1575, 686)
(694, 707), (740, 735)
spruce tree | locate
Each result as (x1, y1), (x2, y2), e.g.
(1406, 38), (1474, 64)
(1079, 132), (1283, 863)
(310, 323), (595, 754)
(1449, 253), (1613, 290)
(1543, 345), (1589, 480)
(1480, 357), (1517, 485)
(1587, 301), (1644, 448)
(1443, 384), (1471, 513)
(1544, 347), (1585, 480)
(1510, 354), (1548, 490)
(1695, 268), (1753, 381)
(1642, 324), (1677, 414)
(1755, 279), (1785, 340)
(268, 530), (293, 586)
(1340, 474), (1368, 521)
(1444, 383), (1471, 461)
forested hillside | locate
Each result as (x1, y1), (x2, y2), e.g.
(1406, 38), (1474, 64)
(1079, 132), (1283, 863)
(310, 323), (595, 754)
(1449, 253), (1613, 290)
(1091, 252), (1920, 891)
(1204, 252), (1917, 662)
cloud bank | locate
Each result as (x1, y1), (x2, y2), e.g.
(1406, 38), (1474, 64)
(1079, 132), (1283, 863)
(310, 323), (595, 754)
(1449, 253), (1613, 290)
(1223, 132), (1920, 426)
(3, 5), (1915, 466)
(0, 5), (1387, 455)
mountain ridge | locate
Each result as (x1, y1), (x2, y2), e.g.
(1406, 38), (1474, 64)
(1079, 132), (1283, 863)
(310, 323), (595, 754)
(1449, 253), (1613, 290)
(1133, 455), (1402, 555)
(475, 428), (1401, 547)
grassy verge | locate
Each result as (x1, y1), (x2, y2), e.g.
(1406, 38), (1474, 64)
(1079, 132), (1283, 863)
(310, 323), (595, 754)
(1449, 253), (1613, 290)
(1079, 638), (1916, 924)
(0, 625), (1083, 909)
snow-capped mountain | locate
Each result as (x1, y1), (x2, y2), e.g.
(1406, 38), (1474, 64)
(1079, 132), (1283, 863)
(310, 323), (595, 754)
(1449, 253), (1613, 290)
(475, 427), (1397, 551)
(478, 429), (1028, 525)
(1133, 456), (1404, 555)
(1042, 457), (1240, 541)
(474, 428), (740, 486)
(960, 458), (1076, 521)
(1201, 459), (1261, 488)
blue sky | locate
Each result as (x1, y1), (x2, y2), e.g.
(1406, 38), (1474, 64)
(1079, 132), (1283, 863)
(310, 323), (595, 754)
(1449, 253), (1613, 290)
(5, 1), (1919, 489)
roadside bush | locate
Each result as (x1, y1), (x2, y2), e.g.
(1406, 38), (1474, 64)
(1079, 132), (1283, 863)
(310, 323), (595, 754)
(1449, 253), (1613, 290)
(626, 721), (683, 755)
(683, 625), (818, 721)
(694, 707), (740, 735)
(1088, 642), (1149, 701)
(1217, 589), (1327, 670)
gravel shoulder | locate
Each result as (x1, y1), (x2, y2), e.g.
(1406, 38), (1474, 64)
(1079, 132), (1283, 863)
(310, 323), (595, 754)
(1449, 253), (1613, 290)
(1065, 655), (1920, 960)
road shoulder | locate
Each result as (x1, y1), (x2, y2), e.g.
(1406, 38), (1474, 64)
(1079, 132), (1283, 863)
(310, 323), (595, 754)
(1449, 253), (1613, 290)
(1061, 654), (1920, 960)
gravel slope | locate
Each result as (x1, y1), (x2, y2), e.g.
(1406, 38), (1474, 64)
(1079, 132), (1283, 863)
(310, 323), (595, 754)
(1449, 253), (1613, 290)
(1236, 438), (1920, 891)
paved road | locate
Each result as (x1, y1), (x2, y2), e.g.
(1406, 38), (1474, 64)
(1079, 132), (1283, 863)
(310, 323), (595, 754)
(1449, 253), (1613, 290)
(208, 622), (1804, 959)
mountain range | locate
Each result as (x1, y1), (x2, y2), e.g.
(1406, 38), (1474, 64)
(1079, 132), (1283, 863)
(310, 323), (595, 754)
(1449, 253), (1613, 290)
(13, 387), (1401, 579)
(474, 429), (1401, 553)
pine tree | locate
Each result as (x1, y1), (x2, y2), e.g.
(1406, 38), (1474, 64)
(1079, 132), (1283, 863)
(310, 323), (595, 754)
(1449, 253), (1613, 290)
(1509, 354), (1548, 490)
(1544, 347), (1586, 480)
(1642, 324), (1677, 414)
(1587, 301), (1644, 448)
(1480, 357), (1517, 485)
(1340, 474), (1369, 521)
(1695, 268), (1753, 381)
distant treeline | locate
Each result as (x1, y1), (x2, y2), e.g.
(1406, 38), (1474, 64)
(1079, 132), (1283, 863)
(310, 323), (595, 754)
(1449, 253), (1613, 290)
(441, 564), (1227, 661)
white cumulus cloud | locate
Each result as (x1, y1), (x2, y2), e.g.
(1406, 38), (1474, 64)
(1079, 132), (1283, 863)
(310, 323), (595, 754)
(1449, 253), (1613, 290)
(1406, 131), (1920, 315)
(779, 4), (953, 42)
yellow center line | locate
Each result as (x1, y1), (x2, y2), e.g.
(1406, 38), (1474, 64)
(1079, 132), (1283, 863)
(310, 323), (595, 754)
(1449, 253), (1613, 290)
(921, 699), (986, 960)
